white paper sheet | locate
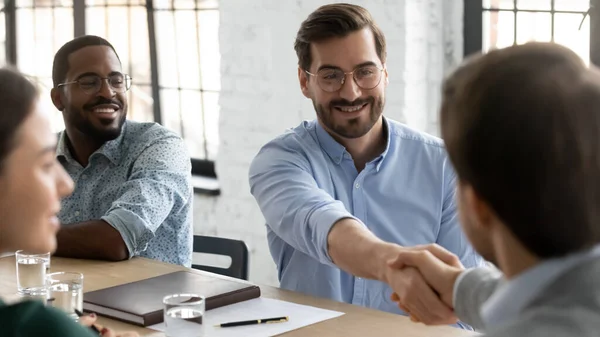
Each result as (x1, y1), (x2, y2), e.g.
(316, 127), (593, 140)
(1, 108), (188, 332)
(149, 297), (344, 337)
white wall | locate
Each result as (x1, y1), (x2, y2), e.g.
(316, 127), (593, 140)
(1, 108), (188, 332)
(194, 0), (464, 286)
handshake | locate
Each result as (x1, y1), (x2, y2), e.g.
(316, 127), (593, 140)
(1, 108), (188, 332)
(382, 244), (465, 325)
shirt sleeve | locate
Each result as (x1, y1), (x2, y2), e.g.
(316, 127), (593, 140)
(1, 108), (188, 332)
(249, 137), (360, 267)
(437, 158), (486, 268)
(453, 267), (504, 330)
(101, 134), (192, 257)
(1, 300), (97, 337)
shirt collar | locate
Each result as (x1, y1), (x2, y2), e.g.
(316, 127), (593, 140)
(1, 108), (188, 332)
(56, 121), (127, 166)
(315, 121), (346, 165)
(314, 117), (391, 170)
(481, 244), (600, 330)
(375, 118), (391, 172)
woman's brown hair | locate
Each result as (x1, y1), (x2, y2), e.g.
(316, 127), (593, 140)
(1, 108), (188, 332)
(0, 67), (39, 171)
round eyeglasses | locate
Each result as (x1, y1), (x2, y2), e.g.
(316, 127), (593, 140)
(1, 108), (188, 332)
(305, 65), (384, 93)
(57, 72), (132, 95)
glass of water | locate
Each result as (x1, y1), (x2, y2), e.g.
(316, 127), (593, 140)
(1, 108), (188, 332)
(46, 272), (84, 320)
(15, 251), (50, 296)
(163, 293), (205, 337)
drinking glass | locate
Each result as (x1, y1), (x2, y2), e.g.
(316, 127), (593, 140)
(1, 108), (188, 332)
(163, 293), (205, 337)
(46, 272), (84, 320)
(15, 251), (50, 296)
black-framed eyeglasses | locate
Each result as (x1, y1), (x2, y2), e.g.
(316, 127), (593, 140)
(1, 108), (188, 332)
(305, 65), (385, 93)
(57, 72), (132, 95)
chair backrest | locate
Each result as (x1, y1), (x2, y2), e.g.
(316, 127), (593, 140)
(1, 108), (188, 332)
(191, 235), (249, 280)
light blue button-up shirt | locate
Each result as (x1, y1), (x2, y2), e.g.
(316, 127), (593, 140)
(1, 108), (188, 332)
(57, 120), (193, 266)
(249, 117), (484, 318)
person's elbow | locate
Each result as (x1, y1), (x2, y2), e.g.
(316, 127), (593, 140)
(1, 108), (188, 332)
(248, 155), (264, 192)
(109, 250), (129, 262)
(105, 240), (130, 261)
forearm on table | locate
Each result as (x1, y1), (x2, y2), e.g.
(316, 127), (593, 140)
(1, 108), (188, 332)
(327, 218), (403, 282)
(55, 220), (129, 261)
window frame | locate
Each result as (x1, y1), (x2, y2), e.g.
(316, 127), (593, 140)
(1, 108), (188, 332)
(463, 0), (600, 66)
(2, 0), (218, 184)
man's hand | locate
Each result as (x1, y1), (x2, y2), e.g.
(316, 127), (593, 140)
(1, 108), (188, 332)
(325, 220), (462, 325)
(384, 265), (458, 325)
(387, 244), (465, 324)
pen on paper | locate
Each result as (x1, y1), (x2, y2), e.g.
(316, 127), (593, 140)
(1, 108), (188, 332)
(214, 316), (289, 328)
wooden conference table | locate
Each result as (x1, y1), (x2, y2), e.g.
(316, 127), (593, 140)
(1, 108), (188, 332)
(0, 256), (476, 337)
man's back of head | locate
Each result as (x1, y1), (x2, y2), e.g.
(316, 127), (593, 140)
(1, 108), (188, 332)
(442, 42), (600, 260)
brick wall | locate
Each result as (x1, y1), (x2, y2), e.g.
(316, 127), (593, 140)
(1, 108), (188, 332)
(194, 0), (464, 286)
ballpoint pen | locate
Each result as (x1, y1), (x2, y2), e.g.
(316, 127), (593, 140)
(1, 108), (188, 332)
(214, 316), (289, 328)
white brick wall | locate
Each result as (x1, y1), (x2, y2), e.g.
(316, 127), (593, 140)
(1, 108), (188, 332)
(194, 0), (464, 286)
(404, 0), (464, 136)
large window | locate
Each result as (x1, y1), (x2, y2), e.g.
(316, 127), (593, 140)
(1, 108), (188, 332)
(464, 0), (600, 66)
(1, 0), (219, 177)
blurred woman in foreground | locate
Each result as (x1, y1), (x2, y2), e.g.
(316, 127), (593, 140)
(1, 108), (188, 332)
(0, 67), (137, 337)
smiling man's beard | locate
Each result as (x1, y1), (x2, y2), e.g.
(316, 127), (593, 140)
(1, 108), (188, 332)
(77, 112), (126, 142)
(66, 98), (127, 143)
(313, 95), (385, 139)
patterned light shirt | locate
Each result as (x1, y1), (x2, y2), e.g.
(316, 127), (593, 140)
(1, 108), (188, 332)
(249, 117), (484, 328)
(56, 120), (193, 266)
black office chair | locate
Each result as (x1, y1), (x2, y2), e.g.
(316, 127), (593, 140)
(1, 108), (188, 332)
(191, 235), (249, 280)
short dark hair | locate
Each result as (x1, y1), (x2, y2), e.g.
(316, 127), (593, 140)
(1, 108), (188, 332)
(0, 67), (39, 172)
(441, 42), (600, 258)
(52, 35), (120, 88)
(294, 3), (386, 71)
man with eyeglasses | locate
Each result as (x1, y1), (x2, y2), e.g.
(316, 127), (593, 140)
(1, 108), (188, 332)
(49, 35), (193, 267)
(249, 4), (484, 327)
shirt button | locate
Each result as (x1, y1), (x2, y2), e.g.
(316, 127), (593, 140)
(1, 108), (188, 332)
(74, 211), (80, 216)
(355, 183), (360, 189)
(82, 174), (88, 179)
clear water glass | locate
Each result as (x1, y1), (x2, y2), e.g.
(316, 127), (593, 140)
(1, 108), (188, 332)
(163, 293), (205, 337)
(46, 272), (84, 320)
(15, 251), (50, 296)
